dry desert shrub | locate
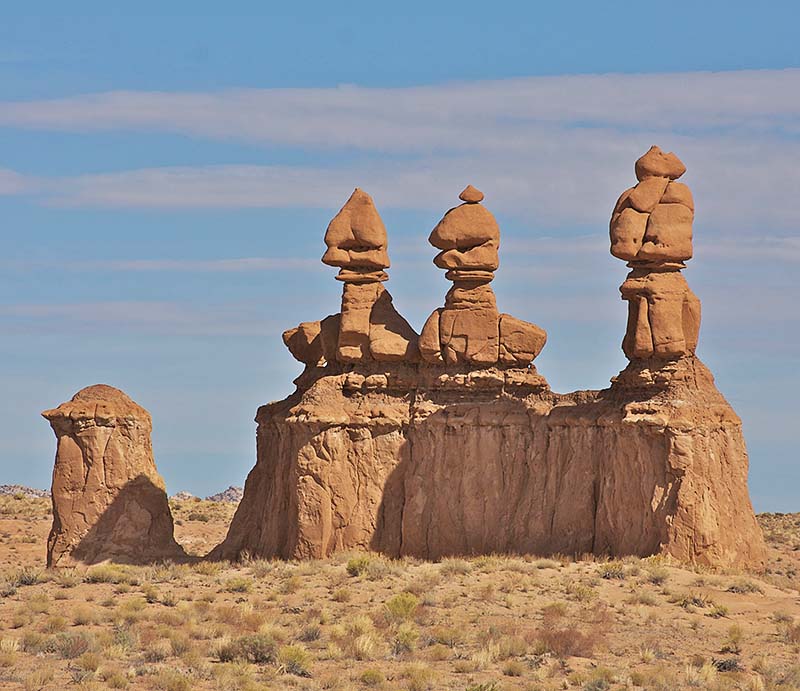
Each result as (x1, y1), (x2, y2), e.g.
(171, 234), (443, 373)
(402, 662), (435, 691)
(439, 558), (471, 576)
(728, 578), (764, 594)
(217, 633), (277, 664)
(345, 555), (371, 577)
(597, 560), (626, 580)
(224, 576), (252, 593)
(384, 592), (420, 622)
(359, 668), (385, 686)
(392, 621), (419, 656)
(277, 643), (311, 676)
(22, 664), (55, 691)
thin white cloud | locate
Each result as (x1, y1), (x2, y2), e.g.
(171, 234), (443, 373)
(36, 143), (800, 232)
(1, 70), (799, 147)
(0, 168), (35, 195)
(0, 301), (278, 337)
(17, 257), (315, 272)
(700, 236), (800, 262)
(0, 69), (797, 231)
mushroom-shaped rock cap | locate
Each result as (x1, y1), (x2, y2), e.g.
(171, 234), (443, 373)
(635, 146), (687, 181)
(459, 185), (484, 203)
(322, 188), (390, 270)
(42, 384), (149, 423)
(429, 191), (500, 250)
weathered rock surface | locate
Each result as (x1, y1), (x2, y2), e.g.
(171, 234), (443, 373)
(611, 147), (699, 359)
(42, 385), (184, 567)
(212, 168), (764, 569)
(284, 188), (419, 365)
(210, 356), (765, 568)
(421, 187), (546, 366)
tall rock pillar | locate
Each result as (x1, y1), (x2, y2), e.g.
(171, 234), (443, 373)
(42, 385), (184, 567)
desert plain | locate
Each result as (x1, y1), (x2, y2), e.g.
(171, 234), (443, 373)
(0, 493), (799, 691)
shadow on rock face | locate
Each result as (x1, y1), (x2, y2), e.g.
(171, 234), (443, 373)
(51, 474), (186, 567)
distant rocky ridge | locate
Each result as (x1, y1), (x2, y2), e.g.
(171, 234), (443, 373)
(169, 486), (243, 503)
(0, 485), (50, 499)
(205, 486), (243, 503)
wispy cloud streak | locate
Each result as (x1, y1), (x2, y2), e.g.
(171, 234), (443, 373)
(1, 70), (799, 147)
(0, 69), (797, 231)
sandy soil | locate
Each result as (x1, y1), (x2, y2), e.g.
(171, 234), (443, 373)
(1, 495), (799, 690)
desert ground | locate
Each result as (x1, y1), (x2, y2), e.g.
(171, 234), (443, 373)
(1, 495), (799, 691)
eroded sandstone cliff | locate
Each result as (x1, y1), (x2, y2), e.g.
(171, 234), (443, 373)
(211, 357), (765, 568)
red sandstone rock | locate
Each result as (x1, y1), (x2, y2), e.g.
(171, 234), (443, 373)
(210, 357), (765, 569)
(635, 145), (687, 181)
(459, 184), (484, 203)
(285, 189), (419, 366)
(42, 385), (184, 567)
(611, 147), (698, 359)
(421, 188), (546, 366)
(214, 170), (764, 571)
(322, 188), (390, 274)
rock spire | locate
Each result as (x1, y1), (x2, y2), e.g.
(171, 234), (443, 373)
(283, 188), (419, 365)
(610, 146), (701, 359)
(419, 186), (546, 365)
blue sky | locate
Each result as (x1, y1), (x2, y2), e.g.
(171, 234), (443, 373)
(1, 3), (798, 510)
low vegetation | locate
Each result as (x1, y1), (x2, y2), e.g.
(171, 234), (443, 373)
(0, 499), (798, 689)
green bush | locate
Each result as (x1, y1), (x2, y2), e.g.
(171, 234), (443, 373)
(346, 555), (371, 577)
(385, 592), (420, 621)
(278, 644), (311, 676)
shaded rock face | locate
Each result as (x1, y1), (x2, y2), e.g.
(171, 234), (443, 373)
(211, 357), (765, 568)
(42, 385), (184, 567)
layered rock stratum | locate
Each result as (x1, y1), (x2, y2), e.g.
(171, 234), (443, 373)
(213, 170), (766, 568)
(42, 385), (184, 567)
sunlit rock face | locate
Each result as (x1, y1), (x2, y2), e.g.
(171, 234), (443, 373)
(212, 171), (764, 569)
(42, 385), (184, 567)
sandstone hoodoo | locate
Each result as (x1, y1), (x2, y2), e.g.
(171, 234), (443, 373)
(43, 385), (184, 567)
(213, 171), (765, 569)
(283, 188), (419, 366)
(610, 145), (700, 360)
(419, 186), (547, 365)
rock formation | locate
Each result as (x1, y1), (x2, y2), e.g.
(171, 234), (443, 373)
(283, 188), (419, 366)
(212, 171), (765, 569)
(43, 385), (184, 567)
(419, 186), (547, 365)
(610, 146), (701, 359)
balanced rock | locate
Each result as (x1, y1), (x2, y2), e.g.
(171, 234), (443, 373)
(284, 188), (419, 365)
(611, 147), (699, 359)
(42, 385), (184, 567)
(420, 187), (546, 365)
